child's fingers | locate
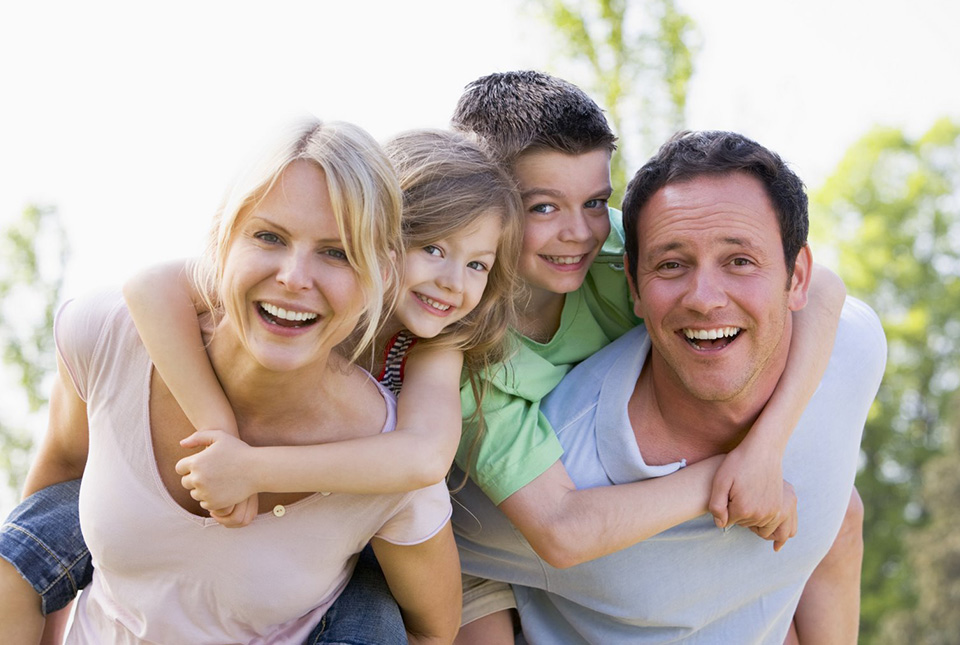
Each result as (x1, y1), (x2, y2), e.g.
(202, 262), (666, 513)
(180, 430), (217, 449)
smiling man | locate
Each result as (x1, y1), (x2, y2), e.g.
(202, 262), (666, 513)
(452, 131), (887, 643)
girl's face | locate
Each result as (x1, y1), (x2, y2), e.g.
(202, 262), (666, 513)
(394, 211), (502, 339)
(220, 160), (367, 372)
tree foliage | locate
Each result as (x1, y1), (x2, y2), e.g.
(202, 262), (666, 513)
(812, 118), (960, 643)
(0, 205), (68, 493)
(531, 0), (697, 198)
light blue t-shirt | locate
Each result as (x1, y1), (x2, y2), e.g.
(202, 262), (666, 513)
(452, 297), (886, 644)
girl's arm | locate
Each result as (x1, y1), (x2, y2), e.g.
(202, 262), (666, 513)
(123, 260), (238, 438)
(373, 522), (462, 645)
(123, 260), (255, 525)
(708, 262), (846, 531)
(176, 346), (463, 509)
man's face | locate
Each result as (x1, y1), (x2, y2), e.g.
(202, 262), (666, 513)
(513, 148), (613, 300)
(629, 172), (810, 405)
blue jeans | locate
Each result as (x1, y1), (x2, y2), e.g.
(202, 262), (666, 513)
(0, 479), (92, 615)
(0, 480), (406, 643)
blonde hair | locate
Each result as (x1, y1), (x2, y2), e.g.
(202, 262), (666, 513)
(384, 129), (525, 490)
(384, 129), (523, 371)
(195, 117), (402, 358)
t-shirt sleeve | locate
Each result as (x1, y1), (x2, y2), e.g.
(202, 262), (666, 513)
(457, 382), (564, 506)
(54, 290), (126, 402)
(374, 480), (453, 546)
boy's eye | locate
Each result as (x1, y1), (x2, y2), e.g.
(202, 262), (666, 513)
(255, 231), (282, 244)
(530, 203), (557, 215)
(423, 245), (443, 257)
(584, 198), (608, 209)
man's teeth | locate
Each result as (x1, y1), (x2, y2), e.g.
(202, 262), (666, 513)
(544, 255), (584, 265)
(683, 327), (741, 340)
(417, 294), (451, 311)
(260, 302), (318, 322)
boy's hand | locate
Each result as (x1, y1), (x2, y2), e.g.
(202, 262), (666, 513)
(708, 442), (783, 529)
(176, 430), (259, 527)
(746, 481), (798, 551)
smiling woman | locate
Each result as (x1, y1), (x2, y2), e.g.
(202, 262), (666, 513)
(0, 117), (462, 645)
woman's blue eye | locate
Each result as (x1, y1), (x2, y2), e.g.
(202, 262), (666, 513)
(324, 248), (348, 261)
(255, 231), (281, 244)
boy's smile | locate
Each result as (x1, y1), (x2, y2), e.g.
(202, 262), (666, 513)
(514, 148), (613, 306)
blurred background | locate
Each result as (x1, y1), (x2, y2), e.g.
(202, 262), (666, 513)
(1, 1), (957, 640)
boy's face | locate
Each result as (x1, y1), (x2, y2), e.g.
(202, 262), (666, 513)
(513, 148), (613, 298)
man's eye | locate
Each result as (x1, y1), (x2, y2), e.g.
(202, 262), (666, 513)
(659, 261), (682, 271)
(732, 258), (753, 266)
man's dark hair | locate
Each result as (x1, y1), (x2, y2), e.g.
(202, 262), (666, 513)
(622, 130), (809, 280)
(451, 70), (617, 166)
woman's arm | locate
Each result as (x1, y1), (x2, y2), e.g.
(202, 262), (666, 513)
(0, 355), (89, 645)
(373, 522), (462, 645)
(23, 354), (89, 496)
(176, 347), (464, 509)
(708, 262), (846, 530)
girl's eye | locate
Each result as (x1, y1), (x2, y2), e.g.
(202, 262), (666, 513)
(584, 198), (609, 209)
(530, 203), (557, 215)
(467, 260), (489, 272)
(255, 231), (282, 244)
(423, 245), (443, 257)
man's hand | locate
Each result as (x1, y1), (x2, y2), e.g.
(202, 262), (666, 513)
(176, 430), (259, 528)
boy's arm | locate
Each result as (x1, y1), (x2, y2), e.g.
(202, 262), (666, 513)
(373, 523), (462, 645)
(176, 346), (463, 506)
(708, 262), (846, 530)
(123, 260), (255, 525)
(497, 456), (724, 569)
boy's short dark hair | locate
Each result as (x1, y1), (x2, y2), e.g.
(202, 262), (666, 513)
(451, 70), (617, 165)
(621, 130), (809, 281)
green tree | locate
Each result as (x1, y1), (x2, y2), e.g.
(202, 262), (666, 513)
(811, 118), (960, 643)
(0, 205), (68, 494)
(531, 0), (698, 199)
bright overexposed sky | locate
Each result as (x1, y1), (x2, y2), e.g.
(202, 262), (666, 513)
(3, 0), (959, 297)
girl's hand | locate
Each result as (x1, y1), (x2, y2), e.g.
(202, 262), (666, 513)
(176, 430), (259, 527)
(708, 441), (784, 529)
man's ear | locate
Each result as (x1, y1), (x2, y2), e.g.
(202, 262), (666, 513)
(787, 244), (813, 311)
(624, 253), (644, 318)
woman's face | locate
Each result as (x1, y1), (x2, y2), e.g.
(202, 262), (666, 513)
(220, 160), (367, 372)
